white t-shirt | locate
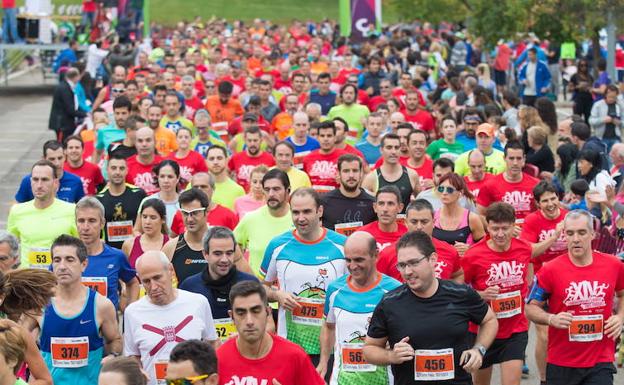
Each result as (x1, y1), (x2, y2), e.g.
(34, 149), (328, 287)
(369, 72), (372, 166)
(123, 289), (217, 385)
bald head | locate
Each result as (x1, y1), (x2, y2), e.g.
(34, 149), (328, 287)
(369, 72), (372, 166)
(610, 143), (624, 165)
(468, 149), (486, 180)
(345, 231), (377, 259)
(136, 126), (155, 156)
(136, 250), (170, 275)
(136, 250), (175, 305)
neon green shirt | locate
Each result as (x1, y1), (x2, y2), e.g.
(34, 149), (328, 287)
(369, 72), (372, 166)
(327, 103), (370, 144)
(212, 178), (245, 210)
(233, 205), (294, 278)
(160, 115), (196, 136)
(7, 199), (78, 268)
(454, 149), (506, 176)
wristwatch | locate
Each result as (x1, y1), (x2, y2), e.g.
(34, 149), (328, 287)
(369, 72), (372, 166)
(474, 343), (487, 357)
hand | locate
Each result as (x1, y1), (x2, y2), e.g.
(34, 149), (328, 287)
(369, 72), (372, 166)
(421, 179), (434, 190)
(606, 184), (616, 207)
(277, 291), (301, 311)
(316, 361), (327, 378)
(454, 242), (469, 257)
(614, 118), (621, 126)
(604, 314), (624, 340)
(555, 221), (564, 237)
(460, 348), (482, 373)
(366, 86), (374, 95)
(480, 286), (500, 301)
(388, 336), (415, 364)
(541, 87), (549, 94)
(540, 171), (553, 181)
(605, 116), (613, 124)
(549, 312), (573, 329)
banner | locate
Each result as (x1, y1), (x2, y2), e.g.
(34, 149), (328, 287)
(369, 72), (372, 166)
(339, 0), (382, 43)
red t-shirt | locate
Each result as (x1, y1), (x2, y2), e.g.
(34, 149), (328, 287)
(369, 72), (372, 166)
(171, 204), (239, 234)
(392, 88), (426, 108)
(402, 109), (436, 132)
(520, 209), (568, 272)
(402, 156), (434, 190)
(228, 151), (275, 192)
(184, 96), (204, 119)
(227, 115), (271, 136)
(63, 161), (104, 195)
(477, 173), (539, 224)
(536, 252), (624, 367)
(217, 334), (324, 385)
(462, 237), (532, 339)
(339, 144), (366, 163)
(464, 173), (493, 200)
(126, 155), (163, 195)
(302, 149), (346, 192)
(359, 221), (407, 253)
(368, 95), (389, 112)
(377, 238), (461, 281)
(166, 151), (208, 189)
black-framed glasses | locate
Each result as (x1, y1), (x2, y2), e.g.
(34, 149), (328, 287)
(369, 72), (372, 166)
(166, 374), (212, 385)
(437, 186), (456, 194)
(396, 255), (429, 271)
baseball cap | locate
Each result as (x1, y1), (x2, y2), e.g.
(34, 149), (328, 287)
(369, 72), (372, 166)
(476, 123), (495, 137)
(243, 113), (258, 122)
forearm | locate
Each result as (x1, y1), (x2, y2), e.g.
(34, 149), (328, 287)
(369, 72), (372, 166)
(525, 302), (552, 326)
(263, 282), (280, 303)
(105, 336), (123, 355)
(126, 279), (140, 304)
(363, 344), (392, 366)
(319, 323), (335, 363)
(474, 311), (497, 349)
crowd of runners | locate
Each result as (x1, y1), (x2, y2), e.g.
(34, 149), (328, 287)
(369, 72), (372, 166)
(2, 11), (624, 385)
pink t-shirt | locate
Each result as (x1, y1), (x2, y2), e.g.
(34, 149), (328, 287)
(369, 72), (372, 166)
(234, 194), (265, 219)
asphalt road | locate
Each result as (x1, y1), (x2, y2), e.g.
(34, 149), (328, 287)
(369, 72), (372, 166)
(0, 70), (623, 384)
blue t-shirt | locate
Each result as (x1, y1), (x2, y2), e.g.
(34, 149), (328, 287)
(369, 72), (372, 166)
(455, 132), (503, 152)
(83, 244), (136, 309)
(309, 90), (337, 115)
(15, 171), (85, 203)
(355, 139), (381, 164)
(179, 268), (259, 319)
(285, 135), (320, 154)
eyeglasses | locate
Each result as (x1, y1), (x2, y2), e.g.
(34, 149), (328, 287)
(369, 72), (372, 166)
(112, 88), (125, 93)
(396, 255), (429, 271)
(437, 186), (456, 194)
(180, 208), (207, 217)
(166, 374), (211, 385)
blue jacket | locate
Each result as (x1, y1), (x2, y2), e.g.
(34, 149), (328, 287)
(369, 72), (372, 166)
(518, 60), (551, 97)
(15, 171), (85, 203)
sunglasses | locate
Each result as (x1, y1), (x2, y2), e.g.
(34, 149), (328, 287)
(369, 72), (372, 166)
(437, 186), (457, 194)
(166, 374), (211, 385)
(112, 88), (125, 93)
(180, 208), (207, 217)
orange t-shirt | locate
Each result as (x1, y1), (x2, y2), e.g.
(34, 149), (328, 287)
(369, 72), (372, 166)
(271, 112), (294, 140)
(205, 96), (244, 125)
(154, 127), (178, 156)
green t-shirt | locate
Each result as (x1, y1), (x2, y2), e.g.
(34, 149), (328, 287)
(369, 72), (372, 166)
(327, 104), (370, 144)
(426, 139), (465, 161)
(212, 178), (245, 210)
(160, 115), (196, 136)
(233, 205), (294, 278)
(454, 149), (506, 176)
(7, 199), (78, 269)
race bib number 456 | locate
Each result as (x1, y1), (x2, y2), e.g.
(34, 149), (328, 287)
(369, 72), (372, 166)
(415, 348), (455, 381)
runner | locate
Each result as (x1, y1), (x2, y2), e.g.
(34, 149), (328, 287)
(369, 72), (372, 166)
(217, 280), (325, 385)
(402, 90), (436, 136)
(318, 231), (401, 384)
(526, 209), (624, 385)
(463, 150), (493, 199)
(63, 135), (104, 195)
(8, 160), (78, 269)
(123, 250), (218, 385)
(160, 91), (195, 134)
(273, 141), (312, 191)
(286, 111), (320, 169)
(166, 127), (209, 187)
(461, 202), (560, 385)
(94, 96), (132, 164)
(25, 235), (121, 385)
(190, 109), (226, 158)
(228, 125), (276, 192)
(75, 197), (139, 310)
(16, 140), (85, 204)
(207, 145), (245, 210)
(321, 153), (376, 233)
(303, 121), (346, 193)
(234, 169), (294, 277)
(108, 116), (141, 161)
(166, 340), (218, 385)
(260, 188), (347, 364)
(0, 231), (19, 273)
(0, 319), (39, 385)
(377, 199), (464, 283)
(403, 128), (434, 190)
(328, 84), (370, 144)
(96, 153), (147, 249)
(99, 356), (149, 385)
(148, 104), (178, 157)
(454, 123), (506, 176)
(356, 113), (384, 165)
(126, 127), (164, 195)
(179, 226), (261, 341)
(359, 186), (408, 252)
(364, 230), (498, 385)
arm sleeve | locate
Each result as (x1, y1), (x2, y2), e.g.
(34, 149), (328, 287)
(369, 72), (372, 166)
(118, 252), (137, 283)
(233, 218), (249, 249)
(259, 239), (278, 281)
(615, 259), (624, 291)
(460, 253), (475, 284)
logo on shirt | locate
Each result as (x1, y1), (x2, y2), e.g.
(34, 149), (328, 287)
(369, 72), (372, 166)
(538, 229), (567, 252)
(563, 280), (609, 310)
(236, 164), (255, 184)
(377, 242), (391, 252)
(80, 177), (92, 194)
(224, 376), (270, 385)
(435, 261), (448, 279)
(113, 203), (128, 221)
(485, 261), (526, 288)
(296, 268), (329, 297)
(309, 160), (338, 179)
(502, 191), (532, 212)
(180, 166), (193, 182)
(133, 172), (156, 192)
(142, 315), (194, 356)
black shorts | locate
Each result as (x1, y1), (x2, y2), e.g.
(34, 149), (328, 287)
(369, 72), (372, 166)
(546, 362), (616, 385)
(468, 331), (528, 368)
(493, 69), (507, 86)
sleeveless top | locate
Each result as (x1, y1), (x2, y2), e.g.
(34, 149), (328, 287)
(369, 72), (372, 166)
(171, 233), (207, 284)
(432, 208), (474, 245)
(40, 288), (103, 385)
(377, 166), (413, 212)
(128, 234), (169, 268)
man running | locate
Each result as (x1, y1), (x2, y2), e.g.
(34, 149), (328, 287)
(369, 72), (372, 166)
(303, 121), (347, 194)
(359, 186), (408, 252)
(228, 125), (276, 192)
(63, 135), (104, 196)
(273, 141), (312, 191)
(126, 127), (164, 195)
(166, 340), (218, 385)
(207, 146), (245, 210)
(463, 150), (493, 199)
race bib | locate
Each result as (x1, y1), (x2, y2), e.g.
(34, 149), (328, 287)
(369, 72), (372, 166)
(212, 122), (229, 143)
(341, 342), (376, 372)
(154, 361), (168, 385)
(28, 247), (51, 268)
(414, 348), (455, 381)
(82, 277), (108, 297)
(491, 290), (522, 319)
(334, 221), (363, 237)
(569, 314), (603, 342)
(106, 220), (134, 242)
(51, 336), (89, 368)
(312, 185), (335, 194)
(214, 317), (237, 341)
(291, 297), (324, 326)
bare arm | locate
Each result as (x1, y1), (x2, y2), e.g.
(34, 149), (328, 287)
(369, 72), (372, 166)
(407, 168), (421, 197)
(98, 296), (122, 355)
(92, 87), (108, 111)
(364, 335), (414, 366)
(531, 222), (563, 259)
(162, 237), (179, 260)
(234, 244), (253, 275)
(361, 171), (377, 194)
(469, 212), (486, 241)
(317, 321), (336, 377)
(21, 323), (52, 385)
(125, 277), (140, 306)
(451, 268), (464, 284)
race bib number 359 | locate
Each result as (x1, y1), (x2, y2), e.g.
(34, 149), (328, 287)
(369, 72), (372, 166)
(414, 348), (455, 381)
(491, 290), (522, 319)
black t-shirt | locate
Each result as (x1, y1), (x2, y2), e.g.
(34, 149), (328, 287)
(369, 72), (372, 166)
(368, 280), (488, 385)
(96, 185), (147, 249)
(605, 103), (617, 139)
(320, 188), (376, 231)
(108, 141), (137, 159)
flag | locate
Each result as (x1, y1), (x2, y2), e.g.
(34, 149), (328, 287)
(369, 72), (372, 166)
(339, 0), (382, 42)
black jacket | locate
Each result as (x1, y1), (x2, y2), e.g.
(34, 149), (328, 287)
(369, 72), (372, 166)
(48, 80), (85, 134)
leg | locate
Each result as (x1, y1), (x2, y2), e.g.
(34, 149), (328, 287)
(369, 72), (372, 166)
(500, 359), (522, 385)
(7, 8), (20, 43)
(534, 323), (548, 383)
(582, 363), (615, 385)
(473, 364), (493, 385)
